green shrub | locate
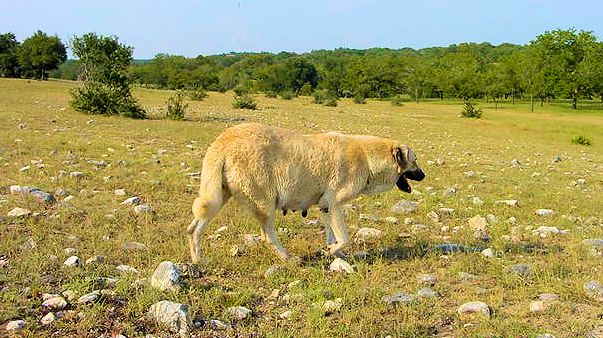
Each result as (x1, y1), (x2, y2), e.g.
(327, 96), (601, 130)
(280, 91), (296, 100)
(324, 97), (338, 107)
(571, 136), (591, 145)
(233, 86), (250, 96)
(353, 93), (367, 104)
(265, 91), (278, 98)
(71, 82), (146, 119)
(460, 100), (482, 118)
(390, 96), (406, 106)
(186, 87), (208, 101)
(233, 94), (257, 110)
(299, 83), (313, 96)
(166, 91), (188, 120)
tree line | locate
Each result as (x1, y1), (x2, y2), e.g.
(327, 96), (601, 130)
(2, 29), (603, 109)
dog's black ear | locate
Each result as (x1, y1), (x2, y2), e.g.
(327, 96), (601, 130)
(393, 146), (406, 168)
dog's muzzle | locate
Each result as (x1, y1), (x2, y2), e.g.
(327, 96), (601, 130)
(396, 169), (425, 193)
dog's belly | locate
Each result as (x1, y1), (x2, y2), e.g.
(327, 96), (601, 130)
(277, 186), (323, 211)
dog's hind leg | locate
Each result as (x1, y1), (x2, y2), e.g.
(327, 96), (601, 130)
(325, 206), (349, 258)
(187, 189), (230, 263)
(253, 206), (298, 262)
(322, 209), (336, 247)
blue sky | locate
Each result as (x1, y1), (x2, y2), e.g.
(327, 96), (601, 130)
(2, 0), (602, 58)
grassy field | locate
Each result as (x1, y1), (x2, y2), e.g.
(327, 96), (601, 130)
(1, 78), (602, 337)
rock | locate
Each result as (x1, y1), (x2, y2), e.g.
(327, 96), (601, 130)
(226, 306), (252, 320)
(41, 312), (55, 325)
(64, 247), (77, 255)
(243, 234), (261, 246)
(529, 300), (547, 312)
(121, 196), (141, 206)
(229, 245), (243, 257)
(583, 238), (603, 250)
(584, 281), (603, 302)
(279, 310), (293, 319)
(472, 196), (484, 206)
(148, 301), (191, 337)
(358, 214), (379, 222)
(120, 242), (147, 251)
(443, 187), (456, 197)
(5, 319), (26, 332)
(412, 224), (429, 232)
(382, 292), (415, 305)
(114, 189), (127, 196)
(384, 216), (399, 224)
(427, 211), (440, 223)
(116, 264), (139, 274)
(417, 274), (437, 286)
(322, 298), (343, 314)
(95, 277), (118, 289)
(7, 207), (32, 217)
(329, 258), (354, 274)
(481, 248), (496, 258)
(417, 287), (440, 298)
(355, 227), (383, 242)
(42, 296), (67, 309)
(62, 290), (77, 302)
(264, 265), (285, 278)
(85, 255), (106, 265)
(585, 324), (603, 338)
(78, 290), (101, 304)
(509, 264), (530, 277)
(533, 226), (565, 237)
(70, 171), (84, 178)
(437, 208), (455, 216)
(208, 319), (232, 330)
(63, 256), (81, 267)
(474, 229), (491, 241)
(457, 301), (490, 320)
(552, 155), (562, 163)
(19, 165), (31, 172)
(486, 214), (498, 225)
(496, 199), (519, 207)
(150, 261), (182, 292)
(433, 243), (465, 254)
(391, 200), (418, 214)
(535, 209), (554, 217)
(468, 215), (488, 231)
(510, 159), (522, 167)
(134, 204), (153, 214)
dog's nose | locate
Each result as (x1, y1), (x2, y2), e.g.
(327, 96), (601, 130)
(404, 169), (425, 181)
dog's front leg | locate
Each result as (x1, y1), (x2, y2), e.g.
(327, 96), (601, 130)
(321, 209), (336, 247)
(325, 206), (349, 258)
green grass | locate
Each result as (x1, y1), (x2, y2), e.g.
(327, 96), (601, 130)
(1, 78), (603, 337)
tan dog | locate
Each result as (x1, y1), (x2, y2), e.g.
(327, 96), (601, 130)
(187, 123), (424, 262)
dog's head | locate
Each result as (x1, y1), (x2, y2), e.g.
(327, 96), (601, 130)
(393, 145), (425, 193)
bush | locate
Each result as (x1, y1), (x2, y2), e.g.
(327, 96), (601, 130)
(571, 136), (591, 145)
(390, 96), (406, 106)
(460, 100), (482, 118)
(232, 94), (257, 110)
(324, 97), (338, 107)
(280, 91), (296, 100)
(186, 87), (208, 101)
(314, 90), (337, 105)
(265, 91), (278, 98)
(299, 83), (313, 96)
(353, 93), (367, 104)
(166, 91), (188, 120)
(70, 82), (146, 119)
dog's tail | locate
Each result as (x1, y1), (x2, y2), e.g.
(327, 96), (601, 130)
(192, 148), (226, 219)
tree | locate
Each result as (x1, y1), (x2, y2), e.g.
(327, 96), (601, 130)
(577, 41), (603, 103)
(528, 29), (597, 109)
(17, 30), (66, 79)
(0, 33), (20, 77)
(70, 33), (145, 118)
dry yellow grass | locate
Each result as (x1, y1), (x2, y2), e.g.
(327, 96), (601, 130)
(1, 78), (602, 337)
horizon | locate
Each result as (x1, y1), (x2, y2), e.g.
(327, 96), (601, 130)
(3, 1), (603, 59)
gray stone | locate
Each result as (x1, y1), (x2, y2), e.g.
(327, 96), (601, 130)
(457, 301), (490, 320)
(437, 208), (455, 216)
(417, 287), (440, 298)
(63, 256), (81, 267)
(7, 207), (32, 217)
(264, 265), (285, 278)
(134, 204), (153, 214)
(417, 274), (437, 286)
(322, 298), (343, 314)
(120, 242), (147, 251)
(496, 199), (519, 207)
(279, 310), (293, 319)
(5, 319), (26, 332)
(121, 196), (141, 206)
(41, 312), (55, 325)
(468, 215), (488, 231)
(509, 264), (530, 277)
(78, 290), (101, 304)
(86, 255), (106, 265)
(382, 292), (415, 305)
(481, 248), (496, 258)
(329, 258), (354, 274)
(358, 214), (379, 222)
(443, 187), (456, 197)
(472, 196), (484, 206)
(384, 216), (399, 224)
(391, 200), (418, 214)
(150, 261), (182, 292)
(208, 319), (232, 330)
(355, 227), (383, 242)
(148, 300), (191, 337)
(585, 324), (603, 338)
(583, 239), (603, 248)
(226, 306), (252, 320)
(42, 296), (67, 310)
(116, 264), (139, 274)
(535, 209), (554, 217)
(584, 281), (603, 302)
